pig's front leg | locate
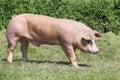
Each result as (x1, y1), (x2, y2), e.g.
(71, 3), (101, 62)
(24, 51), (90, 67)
(61, 43), (79, 68)
(20, 41), (29, 62)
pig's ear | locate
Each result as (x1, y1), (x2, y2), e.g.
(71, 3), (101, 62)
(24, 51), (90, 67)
(93, 30), (102, 37)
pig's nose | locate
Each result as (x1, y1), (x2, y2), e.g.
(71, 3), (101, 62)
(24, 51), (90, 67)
(94, 49), (99, 54)
(95, 50), (99, 53)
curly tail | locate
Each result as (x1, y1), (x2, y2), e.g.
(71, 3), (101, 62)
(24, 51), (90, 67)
(12, 14), (17, 18)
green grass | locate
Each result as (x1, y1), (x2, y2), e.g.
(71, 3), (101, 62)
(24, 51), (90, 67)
(0, 30), (120, 80)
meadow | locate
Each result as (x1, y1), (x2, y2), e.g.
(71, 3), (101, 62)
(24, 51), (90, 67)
(0, 0), (120, 80)
(0, 30), (120, 80)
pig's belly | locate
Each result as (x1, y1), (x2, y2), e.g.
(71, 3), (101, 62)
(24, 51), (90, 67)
(30, 39), (60, 46)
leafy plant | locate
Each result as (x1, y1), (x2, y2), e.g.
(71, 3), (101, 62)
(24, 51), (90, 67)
(0, 0), (119, 34)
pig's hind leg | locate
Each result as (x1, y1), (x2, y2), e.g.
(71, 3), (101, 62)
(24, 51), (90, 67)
(7, 36), (19, 62)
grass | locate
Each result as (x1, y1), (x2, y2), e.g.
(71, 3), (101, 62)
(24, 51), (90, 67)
(0, 30), (120, 80)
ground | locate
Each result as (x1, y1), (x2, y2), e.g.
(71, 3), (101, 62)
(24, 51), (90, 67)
(0, 30), (120, 80)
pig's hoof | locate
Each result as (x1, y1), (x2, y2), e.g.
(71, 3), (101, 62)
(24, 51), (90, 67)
(23, 59), (28, 62)
(71, 63), (79, 68)
(7, 58), (13, 63)
(73, 65), (79, 68)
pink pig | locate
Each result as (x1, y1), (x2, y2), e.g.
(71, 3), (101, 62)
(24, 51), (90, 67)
(6, 14), (102, 68)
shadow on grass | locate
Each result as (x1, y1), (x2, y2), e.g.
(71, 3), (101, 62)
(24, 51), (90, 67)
(2, 58), (91, 67)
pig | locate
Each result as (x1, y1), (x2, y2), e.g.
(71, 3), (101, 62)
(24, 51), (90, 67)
(6, 14), (102, 68)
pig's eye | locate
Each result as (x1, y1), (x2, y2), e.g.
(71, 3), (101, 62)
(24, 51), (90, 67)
(81, 38), (92, 46)
(86, 40), (91, 44)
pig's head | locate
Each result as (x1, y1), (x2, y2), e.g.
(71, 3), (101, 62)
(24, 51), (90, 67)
(76, 30), (102, 54)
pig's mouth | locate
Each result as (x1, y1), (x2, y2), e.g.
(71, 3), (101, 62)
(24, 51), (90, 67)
(87, 49), (99, 54)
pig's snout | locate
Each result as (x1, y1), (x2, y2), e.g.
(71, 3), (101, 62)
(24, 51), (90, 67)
(89, 47), (99, 54)
(87, 42), (99, 54)
(92, 48), (99, 54)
